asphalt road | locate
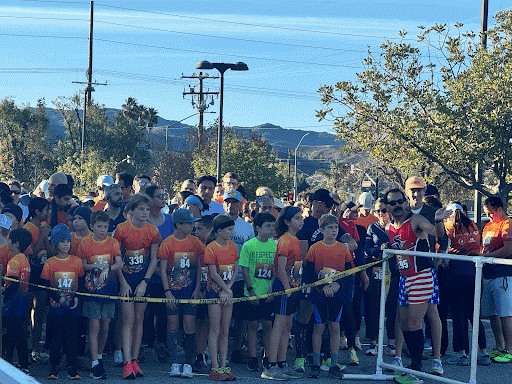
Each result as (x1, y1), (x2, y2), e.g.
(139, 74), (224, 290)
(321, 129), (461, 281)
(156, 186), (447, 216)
(25, 318), (512, 384)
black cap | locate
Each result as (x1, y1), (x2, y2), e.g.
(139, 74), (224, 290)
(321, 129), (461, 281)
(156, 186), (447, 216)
(425, 184), (439, 197)
(310, 189), (337, 208)
(340, 201), (359, 213)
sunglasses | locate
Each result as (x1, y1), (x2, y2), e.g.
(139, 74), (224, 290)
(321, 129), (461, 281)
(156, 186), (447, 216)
(375, 209), (387, 213)
(139, 181), (151, 187)
(387, 198), (406, 206)
(10, 190), (21, 195)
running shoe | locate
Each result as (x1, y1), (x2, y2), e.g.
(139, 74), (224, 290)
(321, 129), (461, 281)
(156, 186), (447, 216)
(170, 363), (181, 377)
(131, 360), (144, 377)
(385, 356), (403, 372)
(122, 362), (135, 380)
(261, 365), (290, 380)
(386, 345), (396, 357)
(477, 353), (491, 366)
(366, 344), (377, 356)
(247, 357), (259, 372)
(446, 353), (469, 366)
(309, 365), (320, 378)
(182, 363), (193, 378)
(348, 348), (359, 366)
(320, 358), (331, 372)
(328, 366), (344, 379)
(48, 365), (59, 380)
(280, 363), (302, 378)
(423, 338), (432, 350)
(429, 359), (444, 376)
(209, 368), (227, 381)
(90, 363), (107, 379)
(220, 366), (236, 381)
(67, 366), (81, 380)
(393, 373), (423, 384)
(154, 342), (168, 363)
(339, 336), (348, 350)
(490, 348), (512, 363)
(293, 357), (306, 373)
(355, 336), (362, 351)
(114, 350), (124, 367)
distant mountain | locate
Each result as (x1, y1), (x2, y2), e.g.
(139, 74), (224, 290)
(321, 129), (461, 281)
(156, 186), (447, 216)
(42, 108), (343, 175)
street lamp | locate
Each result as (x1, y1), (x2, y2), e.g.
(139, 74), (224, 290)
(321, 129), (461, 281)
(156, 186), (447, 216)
(294, 132), (309, 200)
(195, 61), (249, 182)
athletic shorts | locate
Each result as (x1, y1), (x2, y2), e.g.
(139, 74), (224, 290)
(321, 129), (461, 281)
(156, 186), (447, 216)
(196, 303), (208, 320)
(481, 276), (512, 318)
(231, 280), (246, 320)
(244, 298), (274, 321)
(272, 278), (300, 316)
(127, 281), (150, 298)
(313, 300), (343, 324)
(166, 302), (197, 317)
(398, 268), (439, 306)
(82, 300), (115, 320)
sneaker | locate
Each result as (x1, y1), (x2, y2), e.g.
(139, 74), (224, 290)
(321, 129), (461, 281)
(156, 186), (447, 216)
(122, 362), (135, 380)
(131, 360), (143, 377)
(309, 365), (320, 378)
(328, 366), (344, 379)
(320, 358), (331, 372)
(182, 363), (193, 378)
(293, 357), (305, 373)
(490, 348), (512, 363)
(48, 365), (59, 380)
(90, 363), (107, 379)
(446, 353), (469, 366)
(209, 368), (227, 381)
(247, 357), (259, 371)
(114, 350), (124, 367)
(339, 336), (348, 350)
(67, 366), (81, 380)
(429, 359), (444, 376)
(231, 350), (247, 364)
(477, 353), (491, 366)
(423, 338), (432, 350)
(355, 336), (362, 351)
(366, 344), (377, 356)
(393, 373), (423, 384)
(386, 356), (403, 372)
(170, 363), (182, 377)
(386, 345), (396, 357)
(154, 342), (168, 363)
(261, 365), (290, 380)
(280, 363), (302, 378)
(220, 367), (236, 381)
(194, 354), (207, 373)
(348, 348), (359, 366)
(32, 351), (50, 365)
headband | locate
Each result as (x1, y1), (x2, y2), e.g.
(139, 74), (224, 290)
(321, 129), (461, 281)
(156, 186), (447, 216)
(184, 195), (204, 211)
(214, 219), (235, 232)
(284, 206), (302, 220)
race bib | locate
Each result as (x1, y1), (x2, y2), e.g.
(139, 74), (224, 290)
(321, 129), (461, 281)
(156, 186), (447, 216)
(219, 264), (235, 282)
(200, 266), (208, 283)
(254, 262), (273, 280)
(373, 266), (383, 280)
(173, 252), (195, 270)
(169, 252), (196, 289)
(54, 271), (75, 291)
(123, 249), (145, 274)
(91, 254), (111, 266)
(319, 267), (337, 280)
(290, 261), (302, 287)
(396, 254), (412, 271)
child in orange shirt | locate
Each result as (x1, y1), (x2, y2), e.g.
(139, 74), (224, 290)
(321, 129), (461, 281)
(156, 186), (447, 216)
(70, 206), (92, 255)
(41, 223), (85, 380)
(304, 214), (353, 378)
(158, 208), (204, 377)
(78, 210), (123, 379)
(113, 194), (161, 379)
(3, 228), (32, 374)
(204, 215), (238, 381)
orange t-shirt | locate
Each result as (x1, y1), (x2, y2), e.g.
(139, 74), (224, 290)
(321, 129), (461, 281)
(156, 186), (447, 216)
(204, 240), (238, 293)
(71, 232), (93, 256)
(445, 221), (480, 255)
(306, 241), (353, 278)
(6, 253), (31, 292)
(93, 200), (107, 212)
(273, 232), (302, 287)
(158, 235), (205, 291)
(23, 221), (40, 246)
(40, 255), (84, 306)
(113, 220), (161, 284)
(0, 244), (12, 276)
(354, 213), (378, 230)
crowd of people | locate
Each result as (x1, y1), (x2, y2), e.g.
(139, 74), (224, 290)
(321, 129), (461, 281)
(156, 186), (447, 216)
(0, 171), (511, 384)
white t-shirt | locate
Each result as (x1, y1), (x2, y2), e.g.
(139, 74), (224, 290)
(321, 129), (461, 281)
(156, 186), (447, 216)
(202, 200), (225, 216)
(232, 216), (255, 281)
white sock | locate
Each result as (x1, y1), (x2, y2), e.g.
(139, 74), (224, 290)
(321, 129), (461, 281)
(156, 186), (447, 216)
(92, 360), (99, 368)
(97, 354), (103, 360)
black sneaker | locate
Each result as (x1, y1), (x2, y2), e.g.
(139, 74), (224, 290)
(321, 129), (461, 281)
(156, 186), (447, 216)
(328, 366), (344, 379)
(193, 354), (206, 373)
(67, 366), (81, 380)
(309, 365), (321, 378)
(48, 366), (59, 380)
(90, 363), (107, 379)
(154, 343), (167, 363)
(247, 357), (259, 371)
(231, 350), (247, 364)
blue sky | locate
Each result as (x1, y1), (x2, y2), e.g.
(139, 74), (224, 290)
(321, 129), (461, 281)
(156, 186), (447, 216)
(0, 0), (507, 134)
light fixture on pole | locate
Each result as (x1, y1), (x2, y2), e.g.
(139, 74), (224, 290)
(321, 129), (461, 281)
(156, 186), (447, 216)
(195, 60), (249, 182)
(294, 132), (309, 200)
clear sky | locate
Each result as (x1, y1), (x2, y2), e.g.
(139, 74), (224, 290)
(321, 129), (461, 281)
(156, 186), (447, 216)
(0, 0), (506, 133)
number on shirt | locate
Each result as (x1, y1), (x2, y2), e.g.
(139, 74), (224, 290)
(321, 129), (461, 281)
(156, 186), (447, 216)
(129, 254), (144, 266)
(254, 262), (272, 280)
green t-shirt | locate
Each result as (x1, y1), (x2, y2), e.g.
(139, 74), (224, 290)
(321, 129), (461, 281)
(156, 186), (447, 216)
(239, 237), (277, 297)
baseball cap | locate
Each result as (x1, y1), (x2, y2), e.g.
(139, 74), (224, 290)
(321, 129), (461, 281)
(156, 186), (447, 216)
(223, 190), (242, 202)
(310, 189), (338, 207)
(172, 208), (201, 224)
(405, 176), (426, 190)
(358, 192), (375, 210)
(97, 175), (114, 187)
(273, 198), (285, 209)
(340, 201), (359, 213)
(425, 184), (439, 197)
(0, 214), (12, 230)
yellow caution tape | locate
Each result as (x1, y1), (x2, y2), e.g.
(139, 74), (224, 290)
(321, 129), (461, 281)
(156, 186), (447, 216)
(4, 255), (393, 304)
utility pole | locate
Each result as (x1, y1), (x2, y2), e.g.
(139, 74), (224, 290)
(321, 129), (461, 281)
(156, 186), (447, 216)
(474, 0), (488, 226)
(181, 73), (218, 150)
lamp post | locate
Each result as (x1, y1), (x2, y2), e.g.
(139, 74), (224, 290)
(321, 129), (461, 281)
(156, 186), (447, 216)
(294, 132), (309, 200)
(195, 61), (249, 182)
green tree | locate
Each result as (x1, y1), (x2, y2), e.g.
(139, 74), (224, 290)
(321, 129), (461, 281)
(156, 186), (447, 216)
(0, 98), (55, 187)
(317, 10), (512, 204)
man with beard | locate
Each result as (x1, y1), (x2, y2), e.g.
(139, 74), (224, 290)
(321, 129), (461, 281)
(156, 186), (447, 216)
(104, 184), (126, 234)
(383, 188), (451, 383)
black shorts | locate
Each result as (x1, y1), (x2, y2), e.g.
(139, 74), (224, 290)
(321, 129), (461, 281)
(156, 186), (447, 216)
(312, 299), (343, 324)
(196, 303), (208, 320)
(127, 281), (150, 298)
(231, 280), (246, 320)
(166, 303), (197, 317)
(244, 298), (274, 321)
